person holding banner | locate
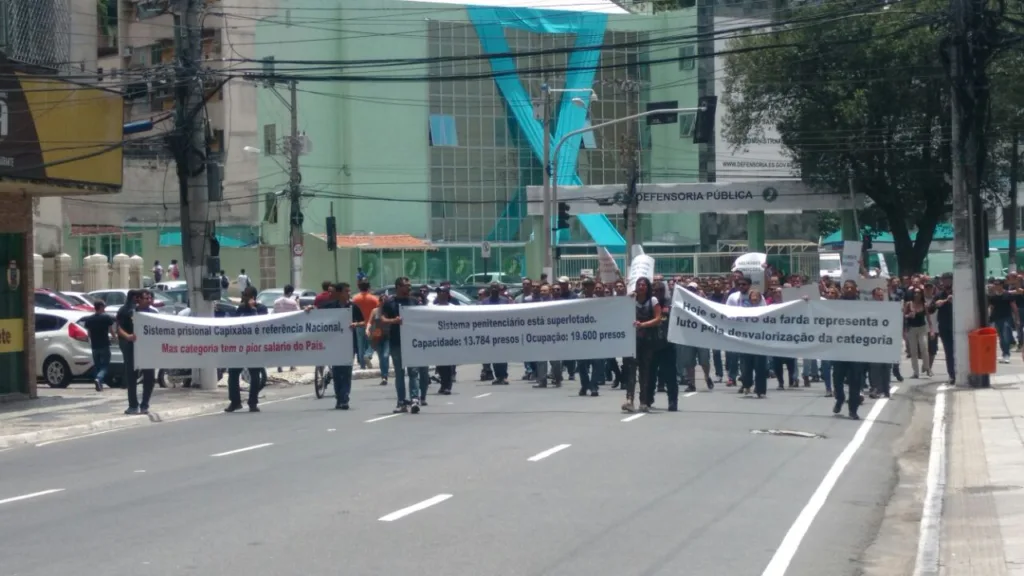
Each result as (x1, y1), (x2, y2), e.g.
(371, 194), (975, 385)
(311, 282), (364, 410)
(725, 277), (769, 398)
(651, 282), (678, 410)
(832, 280), (866, 420)
(382, 277), (424, 414)
(576, 278), (604, 397)
(225, 287), (268, 413)
(622, 277), (662, 413)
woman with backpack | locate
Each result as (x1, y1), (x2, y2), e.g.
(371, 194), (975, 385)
(622, 276), (662, 413)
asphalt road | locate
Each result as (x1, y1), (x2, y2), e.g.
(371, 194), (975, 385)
(0, 365), (926, 576)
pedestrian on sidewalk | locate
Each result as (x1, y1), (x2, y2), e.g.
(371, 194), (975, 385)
(83, 300), (117, 392)
(119, 290), (157, 415)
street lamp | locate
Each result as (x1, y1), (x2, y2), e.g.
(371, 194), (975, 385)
(548, 105), (706, 269)
(539, 85), (598, 277)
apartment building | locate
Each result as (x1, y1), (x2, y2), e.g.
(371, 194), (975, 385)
(65, 0), (259, 258)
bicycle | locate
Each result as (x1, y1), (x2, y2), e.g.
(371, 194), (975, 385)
(314, 365), (333, 399)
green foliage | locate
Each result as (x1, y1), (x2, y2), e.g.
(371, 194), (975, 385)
(721, 1), (984, 272)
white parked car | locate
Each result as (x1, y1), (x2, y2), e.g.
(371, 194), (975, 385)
(35, 309), (125, 389)
(61, 291), (95, 308)
(154, 280), (188, 292)
(88, 288), (187, 315)
(256, 288), (317, 311)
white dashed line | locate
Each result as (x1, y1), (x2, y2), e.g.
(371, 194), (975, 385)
(365, 414), (401, 423)
(379, 494), (453, 522)
(684, 392), (698, 398)
(473, 393), (492, 399)
(621, 413), (646, 422)
(210, 443), (273, 458)
(0, 489), (65, 506)
(327, 428), (336, 432)
(528, 444), (571, 462)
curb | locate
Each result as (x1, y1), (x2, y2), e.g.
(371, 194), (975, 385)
(0, 400), (227, 449)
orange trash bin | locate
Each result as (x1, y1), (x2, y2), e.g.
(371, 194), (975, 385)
(968, 327), (998, 375)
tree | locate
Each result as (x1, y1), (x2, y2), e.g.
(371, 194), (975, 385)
(722, 2), (959, 273)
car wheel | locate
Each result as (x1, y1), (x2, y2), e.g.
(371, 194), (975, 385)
(43, 356), (72, 388)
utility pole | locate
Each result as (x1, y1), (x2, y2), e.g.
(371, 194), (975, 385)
(622, 88), (640, 268)
(1009, 130), (1019, 273)
(948, 0), (991, 388)
(287, 80), (303, 288)
(540, 82), (553, 279)
(173, 0), (216, 390)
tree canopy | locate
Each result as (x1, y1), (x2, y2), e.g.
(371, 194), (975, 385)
(721, 0), (1022, 272)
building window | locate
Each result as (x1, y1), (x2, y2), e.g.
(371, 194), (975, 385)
(679, 113), (696, 138)
(580, 120), (598, 149)
(678, 45), (696, 71)
(263, 124), (277, 155)
(429, 114), (459, 147)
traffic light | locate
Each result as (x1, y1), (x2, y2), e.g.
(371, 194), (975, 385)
(326, 216), (337, 251)
(862, 233), (873, 251)
(693, 95), (718, 144)
(556, 202), (571, 230)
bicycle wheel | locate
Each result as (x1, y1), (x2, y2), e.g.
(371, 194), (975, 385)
(314, 366), (326, 399)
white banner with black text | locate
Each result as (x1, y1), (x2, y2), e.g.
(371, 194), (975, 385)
(667, 286), (902, 363)
(399, 298), (636, 367)
(134, 309), (354, 369)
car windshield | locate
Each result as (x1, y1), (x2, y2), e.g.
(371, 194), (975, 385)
(257, 292), (281, 307)
(151, 290), (175, 304)
(164, 289), (188, 304)
(56, 292), (87, 306)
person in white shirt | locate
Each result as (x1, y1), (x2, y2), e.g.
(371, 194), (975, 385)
(725, 276), (769, 397)
(237, 269), (252, 290)
(273, 285), (300, 371)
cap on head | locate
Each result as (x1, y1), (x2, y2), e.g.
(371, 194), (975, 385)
(558, 276), (570, 284)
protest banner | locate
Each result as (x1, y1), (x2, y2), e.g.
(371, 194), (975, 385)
(627, 255), (655, 294)
(780, 284), (819, 302)
(732, 252), (766, 291)
(134, 309), (354, 369)
(841, 240), (862, 281)
(856, 277), (888, 301)
(399, 297), (635, 367)
(597, 247), (620, 283)
(667, 286), (902, 363)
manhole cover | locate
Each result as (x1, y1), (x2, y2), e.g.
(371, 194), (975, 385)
(963, 485), (1022, 494)
(751, 429), (826, 439)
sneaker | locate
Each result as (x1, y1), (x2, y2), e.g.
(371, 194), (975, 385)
(419, 397), (428, 407)
(339, 403), (349, 410)
(410, 398), (421, 414)
(224, 404), (243, 413)
(95, 379), (103, 392)
(248, 406), (260, 413)
(124, 407), (139, 415)
(380, 379), (388, 386)
(705, 376), (714, 391)
(393, 404), (408, 414)
(590, 390), (599, 397)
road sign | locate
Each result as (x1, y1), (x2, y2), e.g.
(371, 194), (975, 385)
(292, 243), (304, 257)
(480, 241), (492, 259)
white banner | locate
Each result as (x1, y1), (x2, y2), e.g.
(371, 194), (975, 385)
(134, 310), (354, 369)
(841, 240), (862, 281)
(399, 298), (636, 367)
(526, 181), (865, 215)
(597, 247), (620, 283)
(667, 286), (902, 363)
(627, 255), (655, 295)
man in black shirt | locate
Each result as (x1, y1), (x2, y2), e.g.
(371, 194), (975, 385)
(832, 280), (865, 420)
(119, 290), (158, 415)
(226, 286), (268, 413)
(932, 273), (955, 383)
(380, 276), (422, 414)
(316, 282), (365, 410)
(83, 300), (116, 391)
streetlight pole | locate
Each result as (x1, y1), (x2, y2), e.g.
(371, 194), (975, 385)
(548, 105), (705, 268)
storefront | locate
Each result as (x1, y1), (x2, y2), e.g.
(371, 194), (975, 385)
(0, 56), (123, 399)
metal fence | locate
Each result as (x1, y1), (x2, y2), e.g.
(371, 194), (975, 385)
(0, 0), (71, 71)
(555, 251), (821, 280)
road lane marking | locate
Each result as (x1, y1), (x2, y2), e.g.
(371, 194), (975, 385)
(365, 414), (401, 423)
(760, 395), (891, 576)
(210, 443), (273, 458)
(913, 385), (947, 576)
(327, 429), (336, 432)
(0, 489), (64, 506)
(684, 392), (698, 397)
(379, 494), (453, 522)
(621, 413), (646, 422)
(473, 393), (492, 399)
(528, 444), (571, 462)
(891, 386), (901, 394)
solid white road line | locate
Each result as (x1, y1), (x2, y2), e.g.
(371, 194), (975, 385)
(913, 386), (948, 576)
(378, 494), (453, 522)
(210, 443), (273, 458)
(527, 444), (571, 462)
(473, 393), (492, 399)
(621, 413), (646, 423)
(760, 395), (892, 576)
(0, 489), (65, 506)
(365, 414), (401, 423)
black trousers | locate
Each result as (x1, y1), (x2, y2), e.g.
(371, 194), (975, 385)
(832, 361), (864, 415)
(939, 329), (955, 381)
(772, 357), (797, 386)
(740, 353), (769, 395)
(654, 345), (678, 405)
(121, 343), (155, 410)
(438, 366), (454, 391)
(867, 362), (891, 396)
(227, 368), (262, 407)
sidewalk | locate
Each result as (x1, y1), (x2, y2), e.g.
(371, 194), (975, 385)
(0, 365), (392, 449)
(941, 356), (1024, 576)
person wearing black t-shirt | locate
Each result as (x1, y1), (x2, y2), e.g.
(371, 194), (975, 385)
(832, 281), (865, 420)
(381, 276), (422, 414)
(83, 300), (116, 391)
(315, 282), (365, 410)
(988, 281), (1019, 363)
(225, 286), (268, 413)
(119, 290), (158, 414)
(932, 274), (955, 383)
